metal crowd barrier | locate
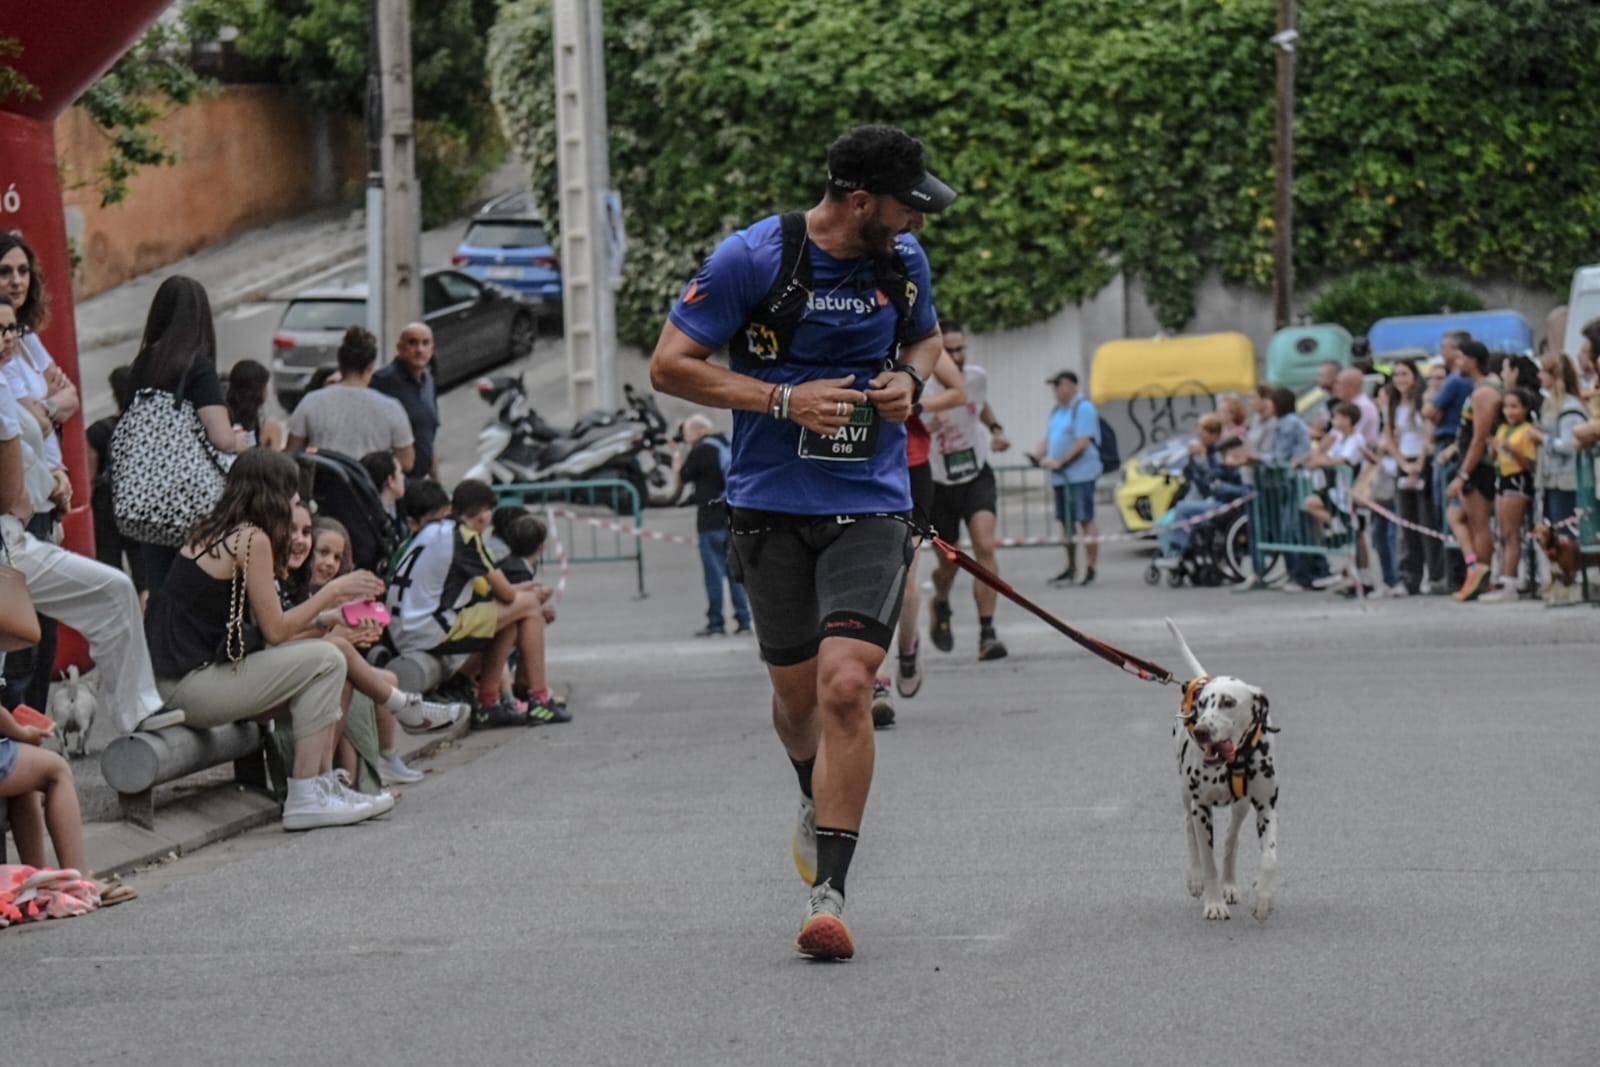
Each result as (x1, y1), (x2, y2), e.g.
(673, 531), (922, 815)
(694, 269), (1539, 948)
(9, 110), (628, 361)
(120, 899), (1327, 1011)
(991, 463), (1068, 545)
(494, 478), (647, 597)
(1246, 465), (1357, 582)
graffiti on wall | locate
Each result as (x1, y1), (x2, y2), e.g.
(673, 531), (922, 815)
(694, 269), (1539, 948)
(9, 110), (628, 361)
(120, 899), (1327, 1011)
(1117, 379), (1222, 454)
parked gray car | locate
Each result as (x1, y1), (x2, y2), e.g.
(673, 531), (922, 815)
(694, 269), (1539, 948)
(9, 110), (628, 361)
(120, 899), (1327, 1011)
(269, 267), (537, 410)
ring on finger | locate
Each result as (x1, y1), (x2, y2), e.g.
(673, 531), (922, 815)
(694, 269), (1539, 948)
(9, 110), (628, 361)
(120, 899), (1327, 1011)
(836, 400), (847, 416)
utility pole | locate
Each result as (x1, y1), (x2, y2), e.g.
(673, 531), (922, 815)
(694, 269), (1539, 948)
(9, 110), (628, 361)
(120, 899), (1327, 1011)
(1272, 2), (1298, 329)
(364, 0), (384, 342)
(368, 0), (421, 354)
(552, 0), (619, 415)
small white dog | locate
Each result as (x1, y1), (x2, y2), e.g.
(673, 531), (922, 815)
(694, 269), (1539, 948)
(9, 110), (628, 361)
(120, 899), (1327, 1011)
(1166, 618), (1278, 921)
(47, 665), (99, 760)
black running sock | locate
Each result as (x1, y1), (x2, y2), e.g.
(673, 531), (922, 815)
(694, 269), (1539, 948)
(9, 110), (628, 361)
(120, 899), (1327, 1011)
(979, 615), (995, 638)
(814, 827), (859, 898)
(790, 756), (815, 800)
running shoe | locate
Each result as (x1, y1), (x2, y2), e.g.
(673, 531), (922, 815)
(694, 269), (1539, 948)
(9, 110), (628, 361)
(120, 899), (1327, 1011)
(1477, 585), (1517, 603)
(471, 699), (531, 729)
(792, 795), (816, 885)
(377, 753), (425, 786)
(1049, 566), (1076, 586)
(1079, 566), (1096, 586)
(930, 599), (954, 653)
(978, 633), (1009, 661)
(1454, 563), (1492, 602)
(895, 642), (923, 698)
(870, 677), (895, 729)
(796, 879), (854, 961)
(392, 692), (470, 734)
(525, 694), (572, 725)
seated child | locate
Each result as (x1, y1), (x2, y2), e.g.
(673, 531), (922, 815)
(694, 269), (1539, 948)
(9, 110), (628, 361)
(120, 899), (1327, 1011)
(0, 706), (137, 907)
(387, 480), (571, 728)
(488, 506), (559, 623)
(282, 511), (465, 787)
(1301, 401), (1366, 531)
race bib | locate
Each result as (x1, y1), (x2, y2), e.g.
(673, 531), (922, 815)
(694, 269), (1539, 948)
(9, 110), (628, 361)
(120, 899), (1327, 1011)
(798, 403), (880, 462)
(941, 445), (979, 482)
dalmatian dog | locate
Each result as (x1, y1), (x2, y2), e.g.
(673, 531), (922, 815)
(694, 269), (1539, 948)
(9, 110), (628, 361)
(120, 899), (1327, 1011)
(1166, 618), (1278, 921)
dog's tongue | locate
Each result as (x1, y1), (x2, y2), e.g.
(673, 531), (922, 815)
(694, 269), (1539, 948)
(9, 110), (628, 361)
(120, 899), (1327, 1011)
(1216, 739), (1237, 763)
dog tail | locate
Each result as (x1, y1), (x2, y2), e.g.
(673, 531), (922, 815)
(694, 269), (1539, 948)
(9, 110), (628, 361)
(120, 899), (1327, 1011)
(1164, 617), (1207, 679)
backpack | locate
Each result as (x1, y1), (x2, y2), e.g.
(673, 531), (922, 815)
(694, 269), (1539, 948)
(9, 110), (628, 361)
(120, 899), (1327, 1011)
(728, 211), (918, 370)
(1069, 398), (1121, 476)
(1096, 415), (1121, 474)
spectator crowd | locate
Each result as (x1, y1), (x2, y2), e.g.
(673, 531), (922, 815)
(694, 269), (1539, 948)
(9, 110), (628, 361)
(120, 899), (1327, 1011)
(0, 247), (570, 923)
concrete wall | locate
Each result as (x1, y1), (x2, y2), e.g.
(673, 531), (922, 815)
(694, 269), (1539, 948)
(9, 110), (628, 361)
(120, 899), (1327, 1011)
(57, 86), (363, 299)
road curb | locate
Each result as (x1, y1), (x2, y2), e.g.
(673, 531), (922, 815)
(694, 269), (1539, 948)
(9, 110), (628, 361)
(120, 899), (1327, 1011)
(86, 712), (471, 879)
(75, 237), (366, 353)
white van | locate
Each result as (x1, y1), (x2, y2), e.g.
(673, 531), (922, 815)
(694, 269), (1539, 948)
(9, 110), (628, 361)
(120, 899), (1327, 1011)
(1563, 264), (1600, 359)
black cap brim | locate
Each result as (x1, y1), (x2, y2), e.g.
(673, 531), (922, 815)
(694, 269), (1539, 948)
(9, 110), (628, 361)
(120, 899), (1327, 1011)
(892, 172), (956, 214)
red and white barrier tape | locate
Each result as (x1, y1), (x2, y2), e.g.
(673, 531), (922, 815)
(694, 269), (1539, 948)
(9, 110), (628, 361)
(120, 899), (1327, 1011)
(549, 494), (1255, 551)
(548, 505), (698, 546)
(543, 505), (569, 603)
(1360, 497), (1586, 543)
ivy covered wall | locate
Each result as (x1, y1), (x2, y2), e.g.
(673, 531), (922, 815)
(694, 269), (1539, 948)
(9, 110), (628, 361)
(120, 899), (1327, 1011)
(489, 0), (1600, 349)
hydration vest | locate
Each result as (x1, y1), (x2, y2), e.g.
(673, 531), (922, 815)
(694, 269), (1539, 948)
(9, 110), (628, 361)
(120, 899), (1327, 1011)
(727, 211), (919, 372)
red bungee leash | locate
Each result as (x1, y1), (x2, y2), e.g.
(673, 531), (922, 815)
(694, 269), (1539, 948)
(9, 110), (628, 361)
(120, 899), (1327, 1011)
(926, 532), (1178, 687)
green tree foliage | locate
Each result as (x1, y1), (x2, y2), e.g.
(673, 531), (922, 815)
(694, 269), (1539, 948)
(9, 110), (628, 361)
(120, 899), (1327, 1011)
(187, 0), (506, 225)
(73, 22), (210, 207)
(1307, 266), (1485, 338)
(489, 0), (1600, 349)
(0, 37), (40, 106)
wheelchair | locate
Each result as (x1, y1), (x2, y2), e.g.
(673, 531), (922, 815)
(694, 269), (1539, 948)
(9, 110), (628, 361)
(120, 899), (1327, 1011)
(1145, 483), (1280, 589)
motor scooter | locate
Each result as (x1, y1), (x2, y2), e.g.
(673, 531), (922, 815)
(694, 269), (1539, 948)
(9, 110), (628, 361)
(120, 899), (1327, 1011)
(463, 375), (676, 509)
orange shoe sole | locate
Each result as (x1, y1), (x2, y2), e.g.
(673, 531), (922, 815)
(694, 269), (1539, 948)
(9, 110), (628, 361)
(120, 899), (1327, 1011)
(796, 914), (855, 960)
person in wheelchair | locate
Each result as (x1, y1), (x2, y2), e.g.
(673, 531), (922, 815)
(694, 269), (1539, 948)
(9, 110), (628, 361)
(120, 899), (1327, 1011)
(1152, 414), (1250, 579)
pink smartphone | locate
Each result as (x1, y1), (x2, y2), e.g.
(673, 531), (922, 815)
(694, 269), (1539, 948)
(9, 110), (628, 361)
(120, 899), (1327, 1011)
(341, 601), (391, 628)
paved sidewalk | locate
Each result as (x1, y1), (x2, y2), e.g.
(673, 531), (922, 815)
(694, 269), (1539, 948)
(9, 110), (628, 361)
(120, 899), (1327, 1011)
(73, 206), (367, 352)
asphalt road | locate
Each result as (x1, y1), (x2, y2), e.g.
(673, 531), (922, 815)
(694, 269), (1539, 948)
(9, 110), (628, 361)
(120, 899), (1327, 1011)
(4, 532), (1598, 1065)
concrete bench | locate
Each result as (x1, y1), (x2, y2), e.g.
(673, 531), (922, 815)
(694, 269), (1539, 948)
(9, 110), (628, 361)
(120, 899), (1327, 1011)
(100, 713), (269, 830)
(370, 648), (449, 699)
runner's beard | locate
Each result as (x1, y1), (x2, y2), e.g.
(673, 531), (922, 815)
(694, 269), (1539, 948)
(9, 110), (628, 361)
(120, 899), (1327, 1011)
(858, 208), (898, 258)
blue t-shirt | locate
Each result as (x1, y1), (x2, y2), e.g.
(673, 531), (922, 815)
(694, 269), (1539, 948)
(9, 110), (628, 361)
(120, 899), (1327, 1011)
(1431, 373), (1473, 441)
(668, 215), (939, 515)
(1047, 398), (1102, 485)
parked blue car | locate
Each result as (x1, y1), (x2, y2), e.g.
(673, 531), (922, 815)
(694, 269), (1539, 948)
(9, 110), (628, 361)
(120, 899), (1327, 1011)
(451, 191), (562, 321)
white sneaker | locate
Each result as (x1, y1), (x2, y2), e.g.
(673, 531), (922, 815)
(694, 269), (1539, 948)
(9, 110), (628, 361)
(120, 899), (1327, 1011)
(1478, 585), (1517, 603)
(323, 769), (397, 817)
(1387, 582), (1409, 598)
(282, 776), (383, 831)
(1311, 572), (1346, 590)
(378, 753), (425, 785)
(391, 691), (470, 733)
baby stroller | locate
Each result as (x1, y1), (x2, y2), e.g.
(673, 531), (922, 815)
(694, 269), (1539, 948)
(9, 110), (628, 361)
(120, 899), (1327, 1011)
(293, 449), (399, 574)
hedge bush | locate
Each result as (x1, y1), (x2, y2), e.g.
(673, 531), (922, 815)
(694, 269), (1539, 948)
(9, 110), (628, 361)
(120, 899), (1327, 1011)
(489, 0), (1600, 349)
(1307, 267), (1486, 338)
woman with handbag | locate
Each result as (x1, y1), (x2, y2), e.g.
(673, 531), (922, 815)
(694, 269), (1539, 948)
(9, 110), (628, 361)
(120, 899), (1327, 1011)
(0, 296), (165, 734)
(143, 449), (396, 831)
(116, 276), (249, 591)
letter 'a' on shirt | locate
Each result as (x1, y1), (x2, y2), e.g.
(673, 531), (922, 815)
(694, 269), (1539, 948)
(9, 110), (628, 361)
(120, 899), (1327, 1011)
(668, 215), (939, 516)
